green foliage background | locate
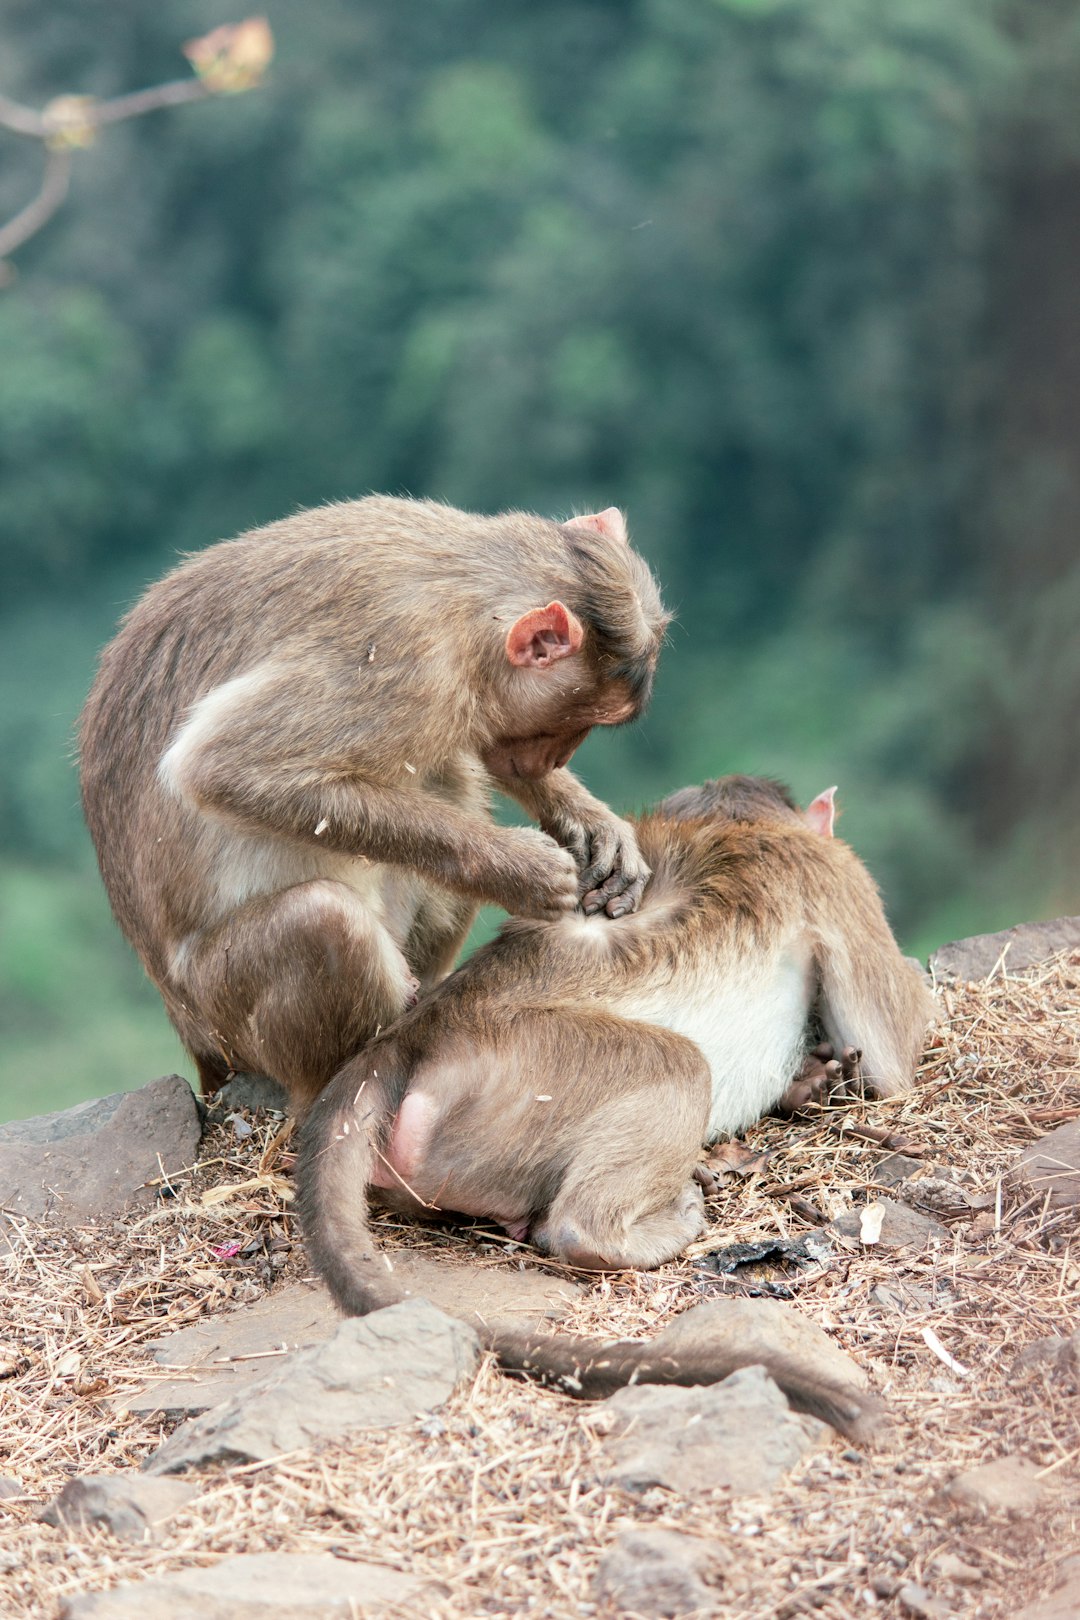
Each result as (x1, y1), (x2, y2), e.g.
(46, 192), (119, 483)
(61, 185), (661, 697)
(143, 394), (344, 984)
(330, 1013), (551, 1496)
(2, 0), (1078, 1120)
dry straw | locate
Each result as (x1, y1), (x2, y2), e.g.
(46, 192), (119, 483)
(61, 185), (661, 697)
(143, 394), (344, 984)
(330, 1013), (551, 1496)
(1, 950), (1077, 1617)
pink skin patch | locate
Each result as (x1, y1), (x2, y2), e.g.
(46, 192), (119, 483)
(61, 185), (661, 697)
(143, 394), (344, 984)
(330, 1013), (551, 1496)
(370, 1093), (532, 1237)
(369, 1091), (432, 1192)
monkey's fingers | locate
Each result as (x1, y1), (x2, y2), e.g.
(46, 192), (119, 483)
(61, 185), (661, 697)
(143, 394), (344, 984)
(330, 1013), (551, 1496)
(693, 1161), (724, 1196)
(603, 868), (650, 919)
(580, 834), (651, 918)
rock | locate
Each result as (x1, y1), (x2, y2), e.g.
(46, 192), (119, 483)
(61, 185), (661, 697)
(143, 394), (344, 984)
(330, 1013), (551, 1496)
(210, 1073), (290, 1114)
(0, 1475), (22, 1501)
(40, 1474), (198, 1541)
(927, 1553), (982, 1585)
(651, 1296), (868, 1391)
(870, 1280), (958, 1315)
(58, 1551), (438, 1617)
(1014, 1574), (1080, 1620)
(120, 1262), (580, 1417)
(593, 1528), (721, 1617)
(594, 1364), (824, 1496)
(0, 1076), (201, 1224)
(1016, 1332), (1080, 1372)
(929, 916), (1080, 982)
(144, 1299), (479, 1474)
(947, 1455), (1045, 1515)
(896, 1582), (953, 1618)
(1010, 1120), (1080, 1213)
(872, 1153), (930, 1188)
(832, 1197), (949, 1248)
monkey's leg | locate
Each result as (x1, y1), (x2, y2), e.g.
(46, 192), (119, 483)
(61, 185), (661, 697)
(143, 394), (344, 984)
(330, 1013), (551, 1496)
(173, 879), (417, 1109)
(529, 1034), (711, 1270)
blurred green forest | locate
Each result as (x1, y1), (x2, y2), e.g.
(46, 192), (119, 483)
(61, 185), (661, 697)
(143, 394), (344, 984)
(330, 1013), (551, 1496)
(2, 0), (1079, 1122)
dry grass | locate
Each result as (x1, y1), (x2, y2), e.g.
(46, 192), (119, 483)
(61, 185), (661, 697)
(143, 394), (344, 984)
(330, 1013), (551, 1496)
(1, 951), (1078, 1618)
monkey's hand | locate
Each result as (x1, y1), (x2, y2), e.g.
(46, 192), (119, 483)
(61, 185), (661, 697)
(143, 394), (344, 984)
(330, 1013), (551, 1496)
(559, 809), (651, 919)
(494, 827), (582, 919)
(500, 770), (651, 918)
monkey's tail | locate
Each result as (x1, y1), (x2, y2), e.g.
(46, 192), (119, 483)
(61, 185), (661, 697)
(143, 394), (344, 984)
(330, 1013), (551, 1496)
(295, 1057), (407, 1316)
(483, 1326), (885, 1444)
(813, 848), (935, 1097)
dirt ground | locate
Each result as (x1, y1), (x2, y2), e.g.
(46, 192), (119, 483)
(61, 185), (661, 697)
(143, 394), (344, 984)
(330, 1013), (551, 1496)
(1, 952), (1078, 1619)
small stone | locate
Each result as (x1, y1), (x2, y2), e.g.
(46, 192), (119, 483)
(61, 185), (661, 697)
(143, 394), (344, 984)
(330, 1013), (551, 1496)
(1010, 1121), (1080, 1213)
(0, 1076), (201, 1225)
(595, 1364), (824, 1496)
(947, 1455), (1045, 1516)
(145, 1300), (479, 1475)
(651, 1295), (868, 1391)
(872, 1153), (931, 1189)
(1016, 1333), (1079, 1372)
(929, 917), (1080, 982)
(0, 1476), (22, 1501)
(594, 1528), (721, 1618)
(211, 1074), (290, 1114)
(58, 1550), (439, 1617)
(832, 1197), (949, 1248)
(897, 1581), (952, 1618)
(928, 1553), (982, 1585)
(40, 1475), (198, 1541)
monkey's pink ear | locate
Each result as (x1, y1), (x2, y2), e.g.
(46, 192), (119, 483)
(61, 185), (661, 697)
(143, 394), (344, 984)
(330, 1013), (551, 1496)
(505, 602), (585, 669)
(803, 786), (837, 838)
(564, 507), (628, 545)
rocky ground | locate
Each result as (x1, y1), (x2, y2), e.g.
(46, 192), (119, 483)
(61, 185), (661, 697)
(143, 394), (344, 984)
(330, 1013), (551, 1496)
(0, 918), (1078, 1619)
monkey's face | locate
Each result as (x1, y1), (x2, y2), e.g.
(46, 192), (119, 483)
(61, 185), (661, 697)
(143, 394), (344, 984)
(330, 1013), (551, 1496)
(481, 727), (591, 781)
(481, 683), (639, 781)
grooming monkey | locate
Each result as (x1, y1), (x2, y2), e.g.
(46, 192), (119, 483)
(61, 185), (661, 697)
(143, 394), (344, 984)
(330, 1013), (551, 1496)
(296, 775), (932, 1439)
(79, 497), (666, 1108)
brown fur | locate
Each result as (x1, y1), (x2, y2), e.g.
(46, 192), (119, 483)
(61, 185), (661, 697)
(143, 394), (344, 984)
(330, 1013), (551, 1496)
(296, 776), (931, 1441)
(78, 496), (667, 1107)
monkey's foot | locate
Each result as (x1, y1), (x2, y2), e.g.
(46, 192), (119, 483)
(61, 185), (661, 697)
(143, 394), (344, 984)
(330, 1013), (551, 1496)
(776, 1042), (862, 1115)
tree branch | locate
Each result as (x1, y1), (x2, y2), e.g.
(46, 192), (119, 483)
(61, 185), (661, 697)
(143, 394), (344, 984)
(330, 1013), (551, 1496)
(0, 19), (273, 277)
(0, 146), (72, 267)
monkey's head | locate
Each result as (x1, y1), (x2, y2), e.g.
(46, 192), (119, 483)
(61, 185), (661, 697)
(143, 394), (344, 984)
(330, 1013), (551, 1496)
(659, 775), (838, 836)
(481, 507), (669, 782)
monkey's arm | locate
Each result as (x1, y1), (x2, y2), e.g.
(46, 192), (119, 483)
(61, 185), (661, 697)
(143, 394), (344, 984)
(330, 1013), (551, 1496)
(503, 768), (651, 917)
(162, 684), (580, 919)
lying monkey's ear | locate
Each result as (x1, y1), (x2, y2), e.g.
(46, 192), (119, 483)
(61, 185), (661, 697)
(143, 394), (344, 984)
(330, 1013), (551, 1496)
(564, 507), (628, 545)
(804, 786), (837, 838)
(505, 602), (585, 668)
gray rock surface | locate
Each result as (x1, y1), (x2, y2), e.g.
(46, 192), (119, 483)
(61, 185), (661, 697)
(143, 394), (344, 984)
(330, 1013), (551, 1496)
(929, 916), (1080, 982)
(1010, 1120), (1080, 1212)
(832, 1197), (949, 1248)
(593, 1527), (722, 1617)
(946, 1455), (1045, 1515)
(40, 1474), (198, 1541)
(896, 1582), (953, 1619)
(58, 1551), (437, 1618)
(121, 1263), (580, 1417)
(209, 1073), (290, 1114)
(0, 1075), (201, 1224)
(651, 1295), (869, 1391)
(0, 1475), (22, 1501)
(1016, 1332), (1080, 1372)
(594, 1364), (824, 1495)
(144, 1298), (479, 1474)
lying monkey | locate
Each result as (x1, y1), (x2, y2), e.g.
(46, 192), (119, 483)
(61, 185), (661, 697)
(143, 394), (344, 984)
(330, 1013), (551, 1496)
(296, 776), (932, 1439)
